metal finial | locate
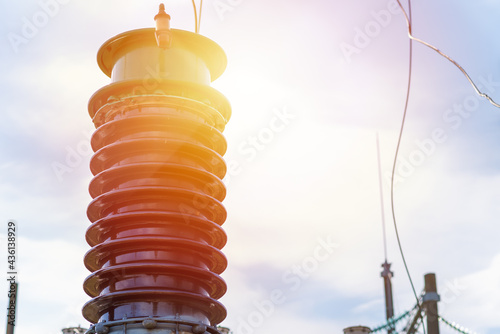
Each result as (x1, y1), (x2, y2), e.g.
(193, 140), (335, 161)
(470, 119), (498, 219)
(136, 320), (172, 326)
(155, 3), (170, 20)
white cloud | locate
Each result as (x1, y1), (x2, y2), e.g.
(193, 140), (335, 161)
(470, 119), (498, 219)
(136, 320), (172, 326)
(1, 1), (500, 334)
(0, 236), (89, 334)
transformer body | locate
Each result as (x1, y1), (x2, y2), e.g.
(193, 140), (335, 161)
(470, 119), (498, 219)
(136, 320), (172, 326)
(82, 24), (231, 334)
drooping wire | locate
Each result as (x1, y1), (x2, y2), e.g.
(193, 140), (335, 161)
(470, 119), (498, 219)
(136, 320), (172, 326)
(191, 0), (198, 33)
(198, 0), (203, 33)
(190, 0), (203, 33)
(391, 2), (425, 334)
(396, 1), (500, 109)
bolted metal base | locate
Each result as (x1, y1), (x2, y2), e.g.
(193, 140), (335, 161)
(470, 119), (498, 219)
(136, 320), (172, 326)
(86, 317), (224, 334)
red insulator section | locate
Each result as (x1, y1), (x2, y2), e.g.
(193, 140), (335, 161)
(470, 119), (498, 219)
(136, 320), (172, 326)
(83, 92), (230, 326)
(82, 25), (231, 328)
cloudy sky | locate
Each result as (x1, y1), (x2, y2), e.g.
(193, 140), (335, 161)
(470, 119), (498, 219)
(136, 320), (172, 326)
(1, 0), (500, 333)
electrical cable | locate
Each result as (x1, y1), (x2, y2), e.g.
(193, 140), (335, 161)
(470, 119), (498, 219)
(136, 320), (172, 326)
(396, 1), (500, 109)
(190, 0), (203, 33)
(370, 308), (412, 333)
(439, 316), (479, 334)
(191, 0), (198, 33)
(391, 2), (497, 333)
(198, 0), (203, 33)
(391, 2), (426, 334)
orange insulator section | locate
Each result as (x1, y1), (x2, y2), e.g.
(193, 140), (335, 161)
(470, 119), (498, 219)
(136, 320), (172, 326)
(82, 24), (231, 328)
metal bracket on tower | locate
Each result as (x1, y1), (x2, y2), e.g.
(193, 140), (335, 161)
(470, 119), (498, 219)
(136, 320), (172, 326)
(422, 291), (440, 303)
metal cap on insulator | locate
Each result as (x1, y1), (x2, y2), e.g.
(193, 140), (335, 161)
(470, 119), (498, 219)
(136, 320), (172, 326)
(154, 3), (171, 48)
(343, 326), (372, 334)
(62, 327), (87, 334)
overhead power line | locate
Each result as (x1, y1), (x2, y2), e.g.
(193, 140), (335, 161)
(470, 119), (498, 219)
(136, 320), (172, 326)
(439, 316), (479, 334)
(390, 3), (425, 333)
(395, 0), (500, 109)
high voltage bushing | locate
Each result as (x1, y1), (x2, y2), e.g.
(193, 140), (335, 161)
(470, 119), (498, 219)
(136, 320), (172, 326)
(82, 5), (231, 333)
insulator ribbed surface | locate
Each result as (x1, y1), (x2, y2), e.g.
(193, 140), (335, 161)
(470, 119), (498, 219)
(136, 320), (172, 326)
(82, 90), (230, 326)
